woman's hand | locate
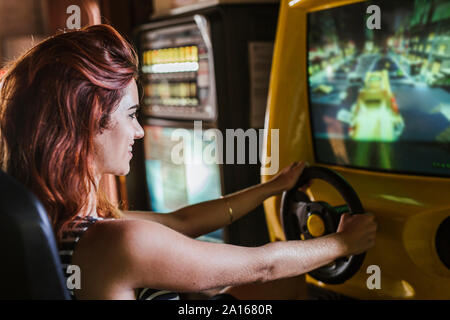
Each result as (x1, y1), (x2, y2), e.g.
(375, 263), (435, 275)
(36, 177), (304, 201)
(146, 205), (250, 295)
(336, 213), (378, 255)
(267, 161), (309, 195)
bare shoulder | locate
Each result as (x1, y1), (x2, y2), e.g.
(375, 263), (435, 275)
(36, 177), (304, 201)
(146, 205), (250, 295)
(72, 218), (165, 267)
(71, 218), (168, 298)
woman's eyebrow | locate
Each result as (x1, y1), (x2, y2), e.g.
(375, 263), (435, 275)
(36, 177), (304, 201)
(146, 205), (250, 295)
(128, 104), (140, 110)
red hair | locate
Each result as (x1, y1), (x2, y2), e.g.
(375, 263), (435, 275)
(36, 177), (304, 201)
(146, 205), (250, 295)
(0, 24), (138, 239)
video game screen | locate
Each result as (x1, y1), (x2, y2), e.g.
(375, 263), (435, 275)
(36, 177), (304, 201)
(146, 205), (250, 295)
(144, 125), (223, 242)
(307, 0), (450, 177)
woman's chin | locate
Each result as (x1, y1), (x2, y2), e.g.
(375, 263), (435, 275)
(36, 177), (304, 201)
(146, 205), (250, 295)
(112, 166), (130, 176)
(119, 169), (130, 176)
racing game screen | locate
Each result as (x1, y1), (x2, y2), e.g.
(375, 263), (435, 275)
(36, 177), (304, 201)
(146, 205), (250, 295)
(307, 0), (450, 177)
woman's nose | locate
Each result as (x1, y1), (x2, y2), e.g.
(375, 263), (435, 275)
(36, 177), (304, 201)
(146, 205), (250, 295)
(135, 122), (145, 140)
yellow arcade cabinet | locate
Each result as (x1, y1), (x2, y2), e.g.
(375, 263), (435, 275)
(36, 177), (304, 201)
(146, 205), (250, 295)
(262, 0), (450, 299)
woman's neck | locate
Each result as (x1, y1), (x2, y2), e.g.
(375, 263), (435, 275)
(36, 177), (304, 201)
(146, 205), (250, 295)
(79, 172), (102, 218)
(84, 192), (99, 218)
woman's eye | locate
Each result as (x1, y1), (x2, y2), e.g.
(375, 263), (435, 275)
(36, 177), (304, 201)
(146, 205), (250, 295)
(129, 112), (138, 119)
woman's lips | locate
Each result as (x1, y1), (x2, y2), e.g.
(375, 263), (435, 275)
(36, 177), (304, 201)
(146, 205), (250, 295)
(128, 144), (133, 158)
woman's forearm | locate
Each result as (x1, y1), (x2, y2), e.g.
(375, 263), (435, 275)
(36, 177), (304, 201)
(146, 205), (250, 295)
(258, 234), (348, 282)
(171, 179), (281, 238)
(222, 179), (281, 223)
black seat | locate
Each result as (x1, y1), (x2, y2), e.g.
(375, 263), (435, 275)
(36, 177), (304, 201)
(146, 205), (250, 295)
(0, 170), (70, 299)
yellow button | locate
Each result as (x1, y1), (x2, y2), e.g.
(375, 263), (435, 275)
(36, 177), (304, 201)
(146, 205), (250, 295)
(307, 214), (325, 237)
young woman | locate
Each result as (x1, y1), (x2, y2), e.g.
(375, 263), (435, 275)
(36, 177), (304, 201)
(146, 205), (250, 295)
(0, 24), (377, 300)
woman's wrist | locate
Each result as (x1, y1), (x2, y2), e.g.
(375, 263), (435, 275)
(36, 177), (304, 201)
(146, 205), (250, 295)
(260, 179), (285, 200)
(330, 233), (350, 257)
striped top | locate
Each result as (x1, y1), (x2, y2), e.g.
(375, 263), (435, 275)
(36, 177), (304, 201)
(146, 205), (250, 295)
(58, 216), (180, 300)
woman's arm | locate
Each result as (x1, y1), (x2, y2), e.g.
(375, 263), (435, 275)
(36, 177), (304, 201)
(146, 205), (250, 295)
(122, 181), (276, 238)
(123, 162), (307, 238)
(72, 212), (376, 299)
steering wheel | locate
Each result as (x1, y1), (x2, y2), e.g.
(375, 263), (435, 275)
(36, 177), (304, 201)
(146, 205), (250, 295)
(281, 166), (366, 285)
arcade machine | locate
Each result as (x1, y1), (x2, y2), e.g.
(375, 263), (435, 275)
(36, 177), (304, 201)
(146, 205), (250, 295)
(129, 0), (279, 245)
(262, 0), (450, 299)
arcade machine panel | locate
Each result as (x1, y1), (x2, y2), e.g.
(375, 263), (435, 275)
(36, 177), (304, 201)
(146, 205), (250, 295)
(263, 0), (450, 299)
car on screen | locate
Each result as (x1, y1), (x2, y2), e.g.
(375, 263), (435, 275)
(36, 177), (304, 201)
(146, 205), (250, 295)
(348, 70), (405, 141)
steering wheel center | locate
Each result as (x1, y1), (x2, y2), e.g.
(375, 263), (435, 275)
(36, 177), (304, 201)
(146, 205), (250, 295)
(307, 214), (325, 237)
(299, 202), (339, 239)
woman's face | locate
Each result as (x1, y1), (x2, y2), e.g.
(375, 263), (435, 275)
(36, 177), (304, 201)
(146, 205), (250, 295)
(93, 80), (144, 176)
